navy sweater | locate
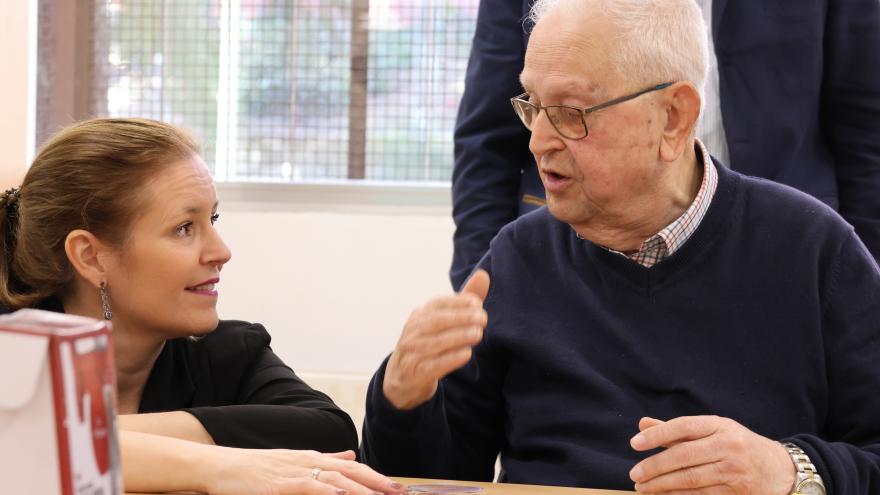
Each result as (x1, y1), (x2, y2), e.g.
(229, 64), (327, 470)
(363, 164), (880, 493)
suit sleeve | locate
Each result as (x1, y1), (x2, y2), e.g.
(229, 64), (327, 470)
(451, 0), (534, 289)
(362, 255), (505, 480)
(186, 323), (358, 452)
(781, 231), (880, 495)
(823, 0), (880, 264)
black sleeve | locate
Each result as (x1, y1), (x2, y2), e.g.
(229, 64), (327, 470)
(185, 322), (358, 453)
(781, 232), (880, 494)
(450, 0), (534, 289)
(823, 0), (880, 264)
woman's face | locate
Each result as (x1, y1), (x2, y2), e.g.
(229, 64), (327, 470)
(104, 155), (231, 338)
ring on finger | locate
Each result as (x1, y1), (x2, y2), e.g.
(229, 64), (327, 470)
(310, 467), (322, 480)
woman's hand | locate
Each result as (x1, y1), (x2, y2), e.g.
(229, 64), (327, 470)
(120, 431), (404, 495)
(202, 447), (405, 495)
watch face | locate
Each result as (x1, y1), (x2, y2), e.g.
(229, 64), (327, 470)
(797, 479), (826, 495)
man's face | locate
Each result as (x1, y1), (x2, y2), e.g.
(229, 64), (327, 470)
(520, 8), (668, 233)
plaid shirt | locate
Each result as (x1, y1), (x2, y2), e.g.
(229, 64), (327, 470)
(611, 139), (719, 267)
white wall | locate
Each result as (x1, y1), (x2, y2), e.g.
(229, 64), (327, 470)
(214, 185), (456, 432)
(0, 0), (35, 187)
(215, 191), (455, 375)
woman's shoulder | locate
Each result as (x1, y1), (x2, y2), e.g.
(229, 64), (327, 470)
(179, 320), (273, 364)
(213, 319), (272, 343)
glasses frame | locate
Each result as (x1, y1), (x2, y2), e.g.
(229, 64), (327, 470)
(510, 82), (674, 140)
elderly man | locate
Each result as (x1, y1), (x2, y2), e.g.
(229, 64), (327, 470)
(362, 0), (880, 493)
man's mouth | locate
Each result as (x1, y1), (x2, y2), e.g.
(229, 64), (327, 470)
(542, 169), (573, 192)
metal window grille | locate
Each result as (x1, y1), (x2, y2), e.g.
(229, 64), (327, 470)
(36, 0), (478, 184)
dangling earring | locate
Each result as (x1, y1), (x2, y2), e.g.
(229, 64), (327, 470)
(100, 282), (112, 320)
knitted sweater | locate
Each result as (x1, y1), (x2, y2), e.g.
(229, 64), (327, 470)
(362, 164), (880, 493)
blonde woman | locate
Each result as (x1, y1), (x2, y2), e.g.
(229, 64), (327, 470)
(0, 118), (404, 495)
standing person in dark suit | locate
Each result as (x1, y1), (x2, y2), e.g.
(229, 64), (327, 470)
(450, 0), (880, 289)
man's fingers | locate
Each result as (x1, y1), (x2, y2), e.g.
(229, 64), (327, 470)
(636, 417), (687, 449)
(418, 347), (474, 379)
(638, 416), (664, 432)
(407, 307), (487, 338)
(461, 269), (491, 302)
(629, 436), (722, 484)
(407, 325), (483, 359)
(632, 460), (726, 493)
(631, 415), (721, 451)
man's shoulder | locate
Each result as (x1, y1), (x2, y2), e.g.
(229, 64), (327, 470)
(728, 170), (855, 252)
(738, 172), (845, 226)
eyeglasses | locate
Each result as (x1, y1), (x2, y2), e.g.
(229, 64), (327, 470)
(510, 82), (673, 140)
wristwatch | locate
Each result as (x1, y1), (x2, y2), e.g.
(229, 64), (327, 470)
(782, 442), (826, 495)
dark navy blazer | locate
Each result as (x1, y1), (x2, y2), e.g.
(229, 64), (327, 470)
(450, 0), (880, 289)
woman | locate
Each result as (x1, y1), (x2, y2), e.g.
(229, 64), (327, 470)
(0, 118), (404, 495)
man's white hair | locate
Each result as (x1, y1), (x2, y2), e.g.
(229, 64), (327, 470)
(528, 0), (708, 98)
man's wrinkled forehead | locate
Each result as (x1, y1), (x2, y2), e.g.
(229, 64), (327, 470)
(520, 2), (612, 98)
(520, 35), (608, 99)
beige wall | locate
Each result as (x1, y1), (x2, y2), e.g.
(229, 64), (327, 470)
(0, 0), (35, 188)
(214, 185), (456, 436)
(214, 198), (455, 376)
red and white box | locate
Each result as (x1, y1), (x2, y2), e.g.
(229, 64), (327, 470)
(0, 309), (122, 495)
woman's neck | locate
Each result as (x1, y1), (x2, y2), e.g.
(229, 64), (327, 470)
(60, 289), (165, 414)
(112, 322), (166, 414)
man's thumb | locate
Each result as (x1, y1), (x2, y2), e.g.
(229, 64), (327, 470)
(461, 269), (491, 302)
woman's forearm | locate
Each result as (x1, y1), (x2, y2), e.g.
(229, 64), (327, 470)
(118, 411), (215, 445)
(120, 430), (213, 493)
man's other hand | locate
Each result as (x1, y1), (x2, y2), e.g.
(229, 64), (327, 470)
(629, 415), (796, 494)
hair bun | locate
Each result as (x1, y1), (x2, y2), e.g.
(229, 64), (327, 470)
(1, 187), (21, 217)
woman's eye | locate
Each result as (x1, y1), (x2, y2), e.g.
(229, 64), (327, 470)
(175, 222), (193, 237)
(210, 213), (220, 225)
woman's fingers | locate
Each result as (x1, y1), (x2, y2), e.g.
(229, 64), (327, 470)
(324, 450), (357, 460)
(312, 456), (405, 494)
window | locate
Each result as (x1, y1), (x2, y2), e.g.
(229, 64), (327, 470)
(36, 0), (478, 184)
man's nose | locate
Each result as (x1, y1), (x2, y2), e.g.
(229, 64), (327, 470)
(529, 109), (564, 157)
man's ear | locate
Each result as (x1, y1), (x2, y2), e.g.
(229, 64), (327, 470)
(659, 82), (701, 163)
(64, 229), (113, 288)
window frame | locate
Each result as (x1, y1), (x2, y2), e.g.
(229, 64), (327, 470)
(36, 0), (466, 208)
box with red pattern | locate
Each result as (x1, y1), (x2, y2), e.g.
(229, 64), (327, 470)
(0, 309), (122, 495)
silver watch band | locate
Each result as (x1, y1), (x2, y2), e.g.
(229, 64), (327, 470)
(781, 442), (825, 494)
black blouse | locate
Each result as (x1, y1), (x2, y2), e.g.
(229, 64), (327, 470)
(142, 320), (358, 452)
(1, 302), (358, 452)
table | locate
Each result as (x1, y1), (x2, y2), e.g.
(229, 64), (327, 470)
(124, 477), (637, 494)
(396, 477), (636, 495)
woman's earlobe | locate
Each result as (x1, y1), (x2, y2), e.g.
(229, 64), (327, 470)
(64, 229), (109, 288)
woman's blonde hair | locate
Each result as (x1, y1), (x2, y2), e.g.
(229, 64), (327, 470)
(0, 118), (200, 309)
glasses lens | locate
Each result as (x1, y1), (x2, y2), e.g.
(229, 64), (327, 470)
(512, 98), (538, 130)
(546, 106), (586, 139)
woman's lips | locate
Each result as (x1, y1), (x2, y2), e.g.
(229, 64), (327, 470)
(185, 281), (219, 297)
